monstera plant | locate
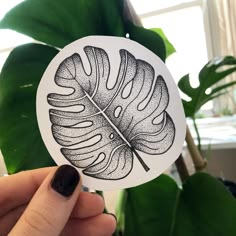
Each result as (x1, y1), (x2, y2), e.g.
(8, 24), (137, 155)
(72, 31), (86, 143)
(0, 0), (236, 236)
(179, 56), (236, 152)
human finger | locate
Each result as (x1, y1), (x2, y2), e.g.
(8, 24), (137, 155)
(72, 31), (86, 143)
(0, 191), (105, 234)
(0, 204), (26, 235)
(1, 207), (116, 236)
(0, 167), (55, 217)
(71, 192), (105, 218)
(9, 165), (81, 236)
(61, 213), (117, 236)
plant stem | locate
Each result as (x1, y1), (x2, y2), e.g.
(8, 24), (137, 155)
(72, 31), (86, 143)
(186, 125), (207, 171)
(175, 154), (189, 182)
(192, 116), (202, 153)
(131, 147), (150, 172)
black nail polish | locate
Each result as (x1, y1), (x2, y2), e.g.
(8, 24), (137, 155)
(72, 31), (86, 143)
(51, 165), (80, 197)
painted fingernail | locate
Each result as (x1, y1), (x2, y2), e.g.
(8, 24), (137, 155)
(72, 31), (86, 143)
(108, 213), (117, 223)
(51, 165), (80, 197)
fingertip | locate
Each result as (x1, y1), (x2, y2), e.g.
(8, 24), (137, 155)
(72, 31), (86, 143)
(72, 192), (105, 218)
(105, 213), (117, 234)
(92, 193), (105, 212)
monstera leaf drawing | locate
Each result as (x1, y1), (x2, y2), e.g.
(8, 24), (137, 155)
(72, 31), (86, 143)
(47, 46), (175, 180)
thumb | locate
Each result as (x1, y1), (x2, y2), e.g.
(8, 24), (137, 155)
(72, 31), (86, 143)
(9, 165), (81, 236)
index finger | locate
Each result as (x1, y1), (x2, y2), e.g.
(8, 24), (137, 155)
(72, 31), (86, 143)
(0, 167), (55, 217)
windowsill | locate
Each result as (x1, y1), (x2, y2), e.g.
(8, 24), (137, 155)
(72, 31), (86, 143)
(187, 115), (236, 150)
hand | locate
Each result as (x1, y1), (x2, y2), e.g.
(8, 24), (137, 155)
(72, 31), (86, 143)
(0, 165), (116, 236)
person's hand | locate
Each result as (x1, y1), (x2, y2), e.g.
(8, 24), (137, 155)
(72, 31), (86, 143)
(0, 165), (116, 236)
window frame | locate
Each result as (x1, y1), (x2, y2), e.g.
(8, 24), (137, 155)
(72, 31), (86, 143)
(133, 0), (221, 113)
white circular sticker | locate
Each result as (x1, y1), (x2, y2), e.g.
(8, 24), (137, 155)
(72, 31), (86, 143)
(37, 36), (186, 190)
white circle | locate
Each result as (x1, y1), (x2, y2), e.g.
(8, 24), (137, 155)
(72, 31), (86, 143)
(36, 36), (186, 190)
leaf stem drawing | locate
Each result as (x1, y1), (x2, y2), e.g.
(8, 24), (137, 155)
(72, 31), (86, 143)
(131, 147), (150, 172)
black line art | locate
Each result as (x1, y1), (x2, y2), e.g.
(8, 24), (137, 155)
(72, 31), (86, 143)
(47, 46), (175, 180)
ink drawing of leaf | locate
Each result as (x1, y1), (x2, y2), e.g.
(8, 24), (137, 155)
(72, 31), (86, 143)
(47, 46), (175, 180)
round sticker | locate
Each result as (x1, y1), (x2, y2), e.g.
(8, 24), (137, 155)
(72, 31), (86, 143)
(36, 36), (186, 190)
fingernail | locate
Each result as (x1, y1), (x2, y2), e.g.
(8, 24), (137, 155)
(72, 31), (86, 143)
(51, 165), (80, 197)
(108, 213), (117, 223)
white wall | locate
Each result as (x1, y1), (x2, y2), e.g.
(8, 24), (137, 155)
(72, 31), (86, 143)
(0, 151), (7, 176)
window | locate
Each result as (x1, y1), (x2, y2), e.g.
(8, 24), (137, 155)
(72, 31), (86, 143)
(130, 0), (213, 110)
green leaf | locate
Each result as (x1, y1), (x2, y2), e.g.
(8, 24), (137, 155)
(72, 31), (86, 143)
(178, 56), (236, 117)
(124, 174), (179, 235)
(0, 43), (59, 174)
(124, 173), (236, 236)
(150, 28), (176, 58)
(0, 0), (125, 48)
(126, 21), (166, 61)
(210, 81), (236, 96)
